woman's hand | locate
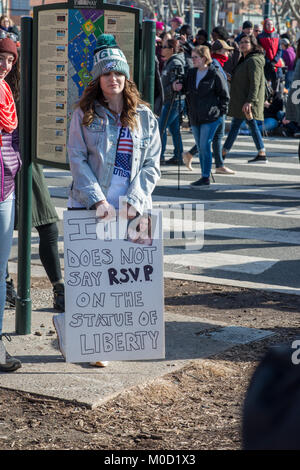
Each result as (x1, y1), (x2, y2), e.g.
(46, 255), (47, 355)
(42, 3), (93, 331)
(119, 203), (138, 220)
(242, 102), (252, 115)
(173, 80), (183, 92)
(95, 200), (116, 220)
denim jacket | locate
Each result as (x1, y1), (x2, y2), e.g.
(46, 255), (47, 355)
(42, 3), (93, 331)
(67, 102), (161, 214)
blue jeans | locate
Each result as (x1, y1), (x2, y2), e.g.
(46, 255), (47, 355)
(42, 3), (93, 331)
(212, 114), (226, 168)
(0, 194), (15, 336)
(159, 99), (184, 162)
(285, 70), (294, 90)
(224, 117), (265, 153)
(191, 117), (223, 178)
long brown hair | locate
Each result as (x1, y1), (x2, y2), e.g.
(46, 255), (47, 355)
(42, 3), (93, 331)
(79, 76), (149, 130)
(5, 55), (20, 105)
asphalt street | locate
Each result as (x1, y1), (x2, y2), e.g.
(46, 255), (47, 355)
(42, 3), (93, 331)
(9, 129), (300, 295)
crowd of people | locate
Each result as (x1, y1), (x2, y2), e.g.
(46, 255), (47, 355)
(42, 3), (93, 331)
(0, 14), (300, 372)
(155, 16), (300, 185)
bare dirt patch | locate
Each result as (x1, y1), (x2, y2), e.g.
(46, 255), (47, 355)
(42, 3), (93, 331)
(0, 278), (299, 450)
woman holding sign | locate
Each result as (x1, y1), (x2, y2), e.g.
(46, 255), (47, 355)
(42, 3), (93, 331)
(53, 35), (161, 367)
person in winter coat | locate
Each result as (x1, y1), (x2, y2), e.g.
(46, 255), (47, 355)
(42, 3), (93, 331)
(0, 37), (22, 372)
(281, 38), (296, 89)
(175, 45), (230, 186)
(183, 39), (235, 175)
(211, 25), (241, 79)
(222, 34), (267, 163)
(235, 20), (253, 44)
(258, 18), (283, 92)
(0, 16), (20, 42)
(159, 38), (186, 165)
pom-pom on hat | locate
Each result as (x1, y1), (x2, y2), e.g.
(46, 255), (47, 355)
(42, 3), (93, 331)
(92, 34), (130, 80)
(156, 21), (164, 31)
(0, 38), (18, 64)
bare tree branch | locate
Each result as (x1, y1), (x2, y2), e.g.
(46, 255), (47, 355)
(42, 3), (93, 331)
(286, 0), (300, 22)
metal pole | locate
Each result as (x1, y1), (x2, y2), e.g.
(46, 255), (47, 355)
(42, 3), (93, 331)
(141, 20), (156, 111)
(189, 0), (195, 36)
(15, 17), (33, 335)
(205, 0), (212, 39)
(263, 0), (271, 19)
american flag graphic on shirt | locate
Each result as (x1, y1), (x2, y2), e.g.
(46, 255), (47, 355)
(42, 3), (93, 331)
(114, 127), (133, 177)
(106, 126), (133, 208)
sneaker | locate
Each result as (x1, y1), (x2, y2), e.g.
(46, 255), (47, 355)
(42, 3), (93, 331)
(53, 283), (65, 312)
(52, 313), (66, 359)
(190, 177), (210, 187)
(0, 336), (21, 372)
(182, 151), (193, 171)
(248, 154), (268, 163)
(294, 132), (300, 138)
(215, 166), (235, 175)
(90, 361), (109, 367)
(6, 278), (17, 307)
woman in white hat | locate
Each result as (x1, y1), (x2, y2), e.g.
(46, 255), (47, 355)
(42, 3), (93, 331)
(53, 34), (161, 367)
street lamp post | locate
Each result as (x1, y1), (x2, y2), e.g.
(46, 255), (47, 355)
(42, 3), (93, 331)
(205, 0), (212, 38)
(263, 0), (272, 19)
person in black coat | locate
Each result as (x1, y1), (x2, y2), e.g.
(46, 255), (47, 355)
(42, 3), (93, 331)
(175, 45), (229, 186)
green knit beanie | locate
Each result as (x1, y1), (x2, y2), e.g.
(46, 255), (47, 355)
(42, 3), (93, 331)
(92, 34), (130, 80)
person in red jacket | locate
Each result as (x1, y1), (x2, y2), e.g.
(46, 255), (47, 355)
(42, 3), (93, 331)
(258, 18), (283, 92)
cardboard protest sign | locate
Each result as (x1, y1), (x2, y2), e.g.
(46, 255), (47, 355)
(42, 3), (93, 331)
(63, 210), (164, 363)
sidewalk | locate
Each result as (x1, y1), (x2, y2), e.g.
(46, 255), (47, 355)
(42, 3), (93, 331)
(2, 264), (274, 409)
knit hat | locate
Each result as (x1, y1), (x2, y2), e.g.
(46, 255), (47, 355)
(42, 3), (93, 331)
(211, 39), (234, 52)
(243, 20), (253, 29)
(0, 38), (18, 64)
(156, 21), (164, 32)
(171, 17), (183, 25)
(281, 38), (290, 46)
(92, 34), (130, 80)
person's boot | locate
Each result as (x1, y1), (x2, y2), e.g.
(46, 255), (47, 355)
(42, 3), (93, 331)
(0, 335), (22, 372)
(53, 283), (65, 312)
(6, 278), (17, 307)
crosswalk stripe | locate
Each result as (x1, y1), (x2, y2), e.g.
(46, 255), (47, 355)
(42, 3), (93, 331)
(153, 192), (300, 218)
(173, 137), (299, 151)
(221, 158), (300, 169)
(161, 166), (300, 181)
(164, 271), (300, 296)
(164, 249), (278, 275)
